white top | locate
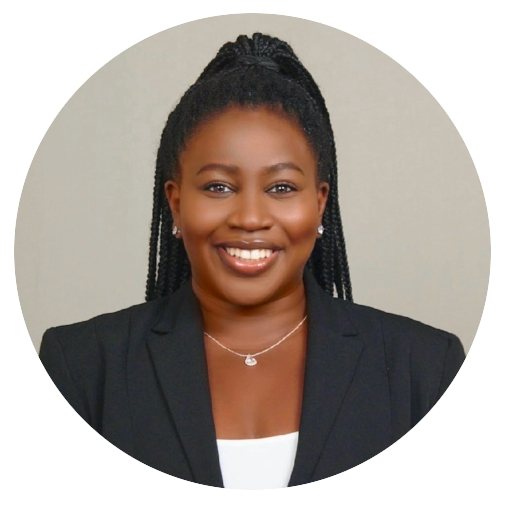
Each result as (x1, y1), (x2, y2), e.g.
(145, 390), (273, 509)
(216, 431), (299, 490)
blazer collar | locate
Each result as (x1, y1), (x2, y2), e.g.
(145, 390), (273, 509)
(288, 270), (362, 486)
(147, 283), (224, 487)
(147, 270), (363, 487)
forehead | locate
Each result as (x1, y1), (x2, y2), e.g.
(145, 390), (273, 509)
(179, 106), (317, 172)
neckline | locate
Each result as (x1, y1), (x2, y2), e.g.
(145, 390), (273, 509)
(216, 431), (299, 444)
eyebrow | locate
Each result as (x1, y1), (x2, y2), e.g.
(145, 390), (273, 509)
(196, 162), (305, 176)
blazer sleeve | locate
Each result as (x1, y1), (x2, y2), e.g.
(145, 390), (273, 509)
(39, 329), (101, 490)
(421, 333), (473, 490)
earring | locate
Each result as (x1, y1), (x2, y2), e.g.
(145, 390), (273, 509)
(172, 226), (180, 236)
(317, 225), (324, 235)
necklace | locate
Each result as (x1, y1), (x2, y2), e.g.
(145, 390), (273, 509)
(203, 315), (307, 367)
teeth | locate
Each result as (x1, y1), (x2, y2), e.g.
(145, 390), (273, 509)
(224, 247), (273, 260)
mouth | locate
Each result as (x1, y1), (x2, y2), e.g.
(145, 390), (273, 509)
(223, 247), (274, 261)
(216, 245), (280, 276)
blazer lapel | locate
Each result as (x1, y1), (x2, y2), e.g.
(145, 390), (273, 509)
(146, 283), (224, 487)
(289, 271), (363, 486)
(144, 272), (363, 488)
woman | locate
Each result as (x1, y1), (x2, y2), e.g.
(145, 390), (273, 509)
(39, 33), (465, 489)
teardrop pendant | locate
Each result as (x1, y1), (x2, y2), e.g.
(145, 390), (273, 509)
(244, 355), (257, 366)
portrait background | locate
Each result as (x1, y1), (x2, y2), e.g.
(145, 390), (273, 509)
(15, 14), (489, 353)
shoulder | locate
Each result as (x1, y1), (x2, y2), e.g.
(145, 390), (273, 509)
(43, 296), (170, 343)
(333, 298), (466, 382)
(340, 298), (465, 371)
(335, 297), (461, 349)
(305, 273), (466, 428)
(305, 269), (459, 348)
(41, 297), (170, 357)
(326, 297), (465, 425)
(39, 297), (172, 425)
(306, 269), (465, 383)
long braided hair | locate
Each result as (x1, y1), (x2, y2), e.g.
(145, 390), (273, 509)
(146, 33), (353, 302)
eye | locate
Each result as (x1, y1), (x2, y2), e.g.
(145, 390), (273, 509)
(203, 182), (234, 194)
(267, 183), (298, 195)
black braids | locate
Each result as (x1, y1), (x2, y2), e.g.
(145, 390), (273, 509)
(331, 192), (351, 300)
(146, 33), (353, 302)
(252, 32), (283, 56)
(165, 235), (181, 296)
(199, 34), (260, 80)
(155, 205), (171, 298)
(331, 190), (353, 300)
(326, 201), (343, 298)
(323, 165), (343, 298)
(317, 128), (352, 302)
(302, 66), (353, 301)
(324, 242), (336, 296)
(312, 239), (328, 294)
(145, 153), (164, 301)
(148, 98), (183, 297)
(180, 249), (191, 285)
(274, 52), (317, 93)
(326, 146), (353, 302)
(198, 49), (236, 80)
(171, 237), (190, 294)
(325, 209), (336, 295)
(175, 240), (191, 292)
(238, 34), (255, 54)
(253, 34), (294, 58)
(326, 168), (345, 298)
(318, 205), (334, 296)
(269, 63), (348, 300)
(200, 34), (295, 82)
(336, 214), (353, 300)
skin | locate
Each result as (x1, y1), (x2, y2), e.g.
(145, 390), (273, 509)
(165, 105), (329, 439)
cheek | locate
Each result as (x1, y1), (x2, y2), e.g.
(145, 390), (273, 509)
(277, 201), (320, 243)
(178, 194), (225, 242)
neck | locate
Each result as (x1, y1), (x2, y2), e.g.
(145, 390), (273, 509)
(192, 278), (307, 353)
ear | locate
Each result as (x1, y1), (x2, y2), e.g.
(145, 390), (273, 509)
(317, 181), (330, 220)
(316, 181), (329, 238)
(165, 180), (181, 232)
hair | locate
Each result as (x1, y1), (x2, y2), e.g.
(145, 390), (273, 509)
(145, 33), (353, 302)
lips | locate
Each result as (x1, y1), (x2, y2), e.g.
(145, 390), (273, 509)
(216, 243), (280, 276)
(224, 247), (273, 260)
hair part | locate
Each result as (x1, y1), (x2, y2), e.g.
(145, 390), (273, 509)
(146, 33), (353, 302)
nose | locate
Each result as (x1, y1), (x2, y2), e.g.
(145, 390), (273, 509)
(226, 190), (274, 232)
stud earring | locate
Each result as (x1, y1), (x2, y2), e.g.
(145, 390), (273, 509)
(317, 225), (324, 235)
(172, 226), (181, 236)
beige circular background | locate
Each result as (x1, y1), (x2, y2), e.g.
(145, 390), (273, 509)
(15, 14), (489, 354)
(15, 18), (472, 353)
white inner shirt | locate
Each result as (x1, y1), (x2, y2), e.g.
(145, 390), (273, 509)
(216, 431), (299, 489)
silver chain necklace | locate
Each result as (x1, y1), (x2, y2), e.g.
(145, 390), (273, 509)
(203, 315), (307, 367)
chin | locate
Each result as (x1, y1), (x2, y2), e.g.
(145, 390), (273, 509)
(216, 274), (300, 308)
(222, 291), (274, 308)
(213, 281), (266, 306)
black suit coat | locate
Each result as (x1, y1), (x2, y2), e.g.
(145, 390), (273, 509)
(39, 270), (465, 487)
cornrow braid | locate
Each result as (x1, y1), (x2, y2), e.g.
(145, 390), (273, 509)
(271, 39), (353, 300)
(145, 33), (353, 302)
(146, 158), (163, 298)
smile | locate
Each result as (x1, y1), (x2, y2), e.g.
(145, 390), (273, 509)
(224, 248), (273, 260)
(216, 246), (280, 276)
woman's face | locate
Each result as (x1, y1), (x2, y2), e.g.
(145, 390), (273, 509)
(165, 106), (328, 307)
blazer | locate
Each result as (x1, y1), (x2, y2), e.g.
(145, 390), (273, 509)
(39, 270), (465, 487)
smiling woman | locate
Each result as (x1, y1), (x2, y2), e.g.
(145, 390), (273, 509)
(167, 106), (328, 306)
(38, 33), (465, 490)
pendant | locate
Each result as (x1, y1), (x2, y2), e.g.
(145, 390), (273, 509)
(244, 355), (257, 366)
